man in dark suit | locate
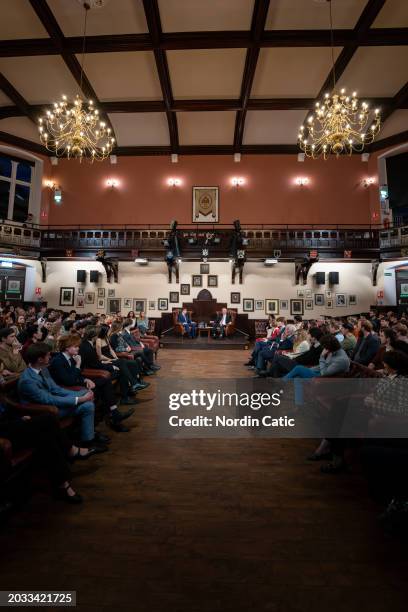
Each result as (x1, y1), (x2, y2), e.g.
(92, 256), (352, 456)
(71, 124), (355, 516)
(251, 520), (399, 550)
(49, 334), (133, 432)
(178, 308), (197, 338)
(122, 319), (160, 370)
(212, 308), (231, 339)
(351, 321), (381, 365)
(18, 343), (107, 449)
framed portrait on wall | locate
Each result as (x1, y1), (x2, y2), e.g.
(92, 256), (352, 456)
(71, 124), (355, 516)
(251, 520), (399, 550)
(192, 275), (202, 287)
(305, 299), (314, 310)
(97, 288), (105, 298)
(158, 298), (168, 311)
(76, 297), (85, 308)
(349, 294), (357, 306)
(207, 275), (218, 288)
(180, 284), (190, 296)
(108, 298), (121, 314)
(335, 294), (347, 307)
(314, 294), (325, 306)
(280, 300), (289, 311)
(305, 289), (312, 298)
(108, 289), (115, 298)
(97, 298), (105, 310)
(200, 263), (210, 274)
(134, 299), (146, 313)
(255, 300), (264, 310)
(85, 292), (95, 304)
(230, 292), (240, 304)
(60, 287), (74, 307)
(169, 291), (179, 303)
(266, 299), (279, 315)
(325, 290), (333, 299)
(243, 298), (254, 312)
(297, 289), (305, 298)
(290, 299), (304, 315)
(123, 298), (132, 310)
(326, 299), (334, 309)
(192, 186), (219, 223)
(77, 287), (85, 297)
(148, 300), (155, 310)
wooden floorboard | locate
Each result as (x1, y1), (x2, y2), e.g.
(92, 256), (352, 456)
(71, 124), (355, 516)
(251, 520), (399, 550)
(1, 349), (407, 611)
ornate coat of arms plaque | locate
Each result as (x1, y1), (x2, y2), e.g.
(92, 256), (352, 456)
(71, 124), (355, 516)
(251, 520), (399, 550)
(192, 186), (219, 223)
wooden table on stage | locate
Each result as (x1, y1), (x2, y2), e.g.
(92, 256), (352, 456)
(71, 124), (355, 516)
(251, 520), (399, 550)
(198, 326), (213, 340)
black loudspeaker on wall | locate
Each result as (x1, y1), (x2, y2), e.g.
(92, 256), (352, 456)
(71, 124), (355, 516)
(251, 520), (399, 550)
(328, 271), (339, 285)
(315, 272), (325, 285)
(90, 270), (99, 283)
(77, 270), (86, 283)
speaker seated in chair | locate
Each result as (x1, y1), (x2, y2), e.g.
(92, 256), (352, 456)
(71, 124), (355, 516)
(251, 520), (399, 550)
(172, 308), (196, 337)
(213, 308), (237, 338)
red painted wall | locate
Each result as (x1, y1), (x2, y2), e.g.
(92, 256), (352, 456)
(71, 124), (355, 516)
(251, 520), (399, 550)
(43, 154), (381, 226)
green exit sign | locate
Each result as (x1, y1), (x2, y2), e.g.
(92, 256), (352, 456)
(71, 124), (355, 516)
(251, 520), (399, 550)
(384, 272), (392, 276)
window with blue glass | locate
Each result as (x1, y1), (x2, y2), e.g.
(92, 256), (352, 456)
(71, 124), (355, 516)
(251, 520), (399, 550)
(0, 153), (34, 222)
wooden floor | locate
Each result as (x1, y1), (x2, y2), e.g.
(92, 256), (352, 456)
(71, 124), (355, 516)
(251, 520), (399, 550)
(1, 349), (408, 612)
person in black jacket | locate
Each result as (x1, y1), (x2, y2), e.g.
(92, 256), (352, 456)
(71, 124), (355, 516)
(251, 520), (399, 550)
(265, 327), (324, 378)
(49, 334), (134, 432)
(351, 321), (381, 366)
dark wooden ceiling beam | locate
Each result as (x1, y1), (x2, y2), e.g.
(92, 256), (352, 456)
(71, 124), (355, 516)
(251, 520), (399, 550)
(234, 0), (270, 152)
(1, 28), (408, 57)
(369, 129), (408, 152)
(0, 130), (50, 155)
(0, 73), (37, 123)
(142, 0), (179, 152)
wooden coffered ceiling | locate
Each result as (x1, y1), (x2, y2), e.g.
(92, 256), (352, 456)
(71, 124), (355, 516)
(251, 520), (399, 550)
(0, 0), (407, 157)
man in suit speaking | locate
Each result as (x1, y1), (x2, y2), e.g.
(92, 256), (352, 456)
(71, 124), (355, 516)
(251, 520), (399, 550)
(212, 307), (231, 339)
(178, 308), (197, 338)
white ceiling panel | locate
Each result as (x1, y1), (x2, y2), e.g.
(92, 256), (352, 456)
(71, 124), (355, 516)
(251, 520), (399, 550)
(109, 113), (170, 146)
(167, 49), (246, 99)
(373, 0), (408, 28)
(252, 47), (342, 98)
(265, 0), (368, 30)
(159, 0), (255, 32)
(47, 0), (148, 36)
(378, 111), (408, 140)
(337, 46), (408, 97)
(77, 52), (163, 101)
(0, 0), (49, 39)
(243, 110), (307, 144)
(178, 111), (236, 145)
(0, 117), (40, 143)
(0, 56), (80, 105)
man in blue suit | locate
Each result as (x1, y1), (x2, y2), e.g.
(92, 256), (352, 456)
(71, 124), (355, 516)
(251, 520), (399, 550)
(178, 308), (197, 338)
(18, 343), (104, 448)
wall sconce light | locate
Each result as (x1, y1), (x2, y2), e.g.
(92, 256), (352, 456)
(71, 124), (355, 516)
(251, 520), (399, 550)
(168, 178), (181, 186)
(363, 177), (375, 188)
(44, 180), (58, 189)
(295, 177), (309, 186)
(106, 178), (119, 188)
(231, 177), (245, 186)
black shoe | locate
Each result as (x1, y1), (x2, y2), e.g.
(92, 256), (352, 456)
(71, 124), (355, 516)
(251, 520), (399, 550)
(144, 369), (155, 376)
(69, 447), (98, 463)
(108, 419), (130, 432)
(112, 407), (135, 422)
(82, 440), (109, 453)
(121, 395), (138, 404)
(150, 364), (161, 370)
(53, 485), (83, 505)
(94, 431), (111, 444)
(137, 381), (150, 389)
(244, 361), (254, 366)
(131, 383), (146, 391)
(257, 370), (269, 377)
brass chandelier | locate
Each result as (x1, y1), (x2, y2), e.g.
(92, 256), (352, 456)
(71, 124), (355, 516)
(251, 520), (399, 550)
(38, 2), (114, 161)
(297, 0), (381, 159)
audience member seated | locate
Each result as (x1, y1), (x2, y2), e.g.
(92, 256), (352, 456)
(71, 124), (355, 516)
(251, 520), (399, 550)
(121, 319), (159, 371)
(245, 317), (286, 368)
(212, 308), (231, 339)
(18, 343), (107, 450)
(284, 335), (350, 379)
(351, 321), (381, 365)
(136, 311), (150, 336)
(49, 334), (134, 432)
(254, 324), (297, 375)
(266, 327), (324, 378)
(178, 307), (197, 338)
(21, 325), (43, 363)
(340, 323), (357, 355)
(0, 328), (26, 376)
(0, 406), (89, 504)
